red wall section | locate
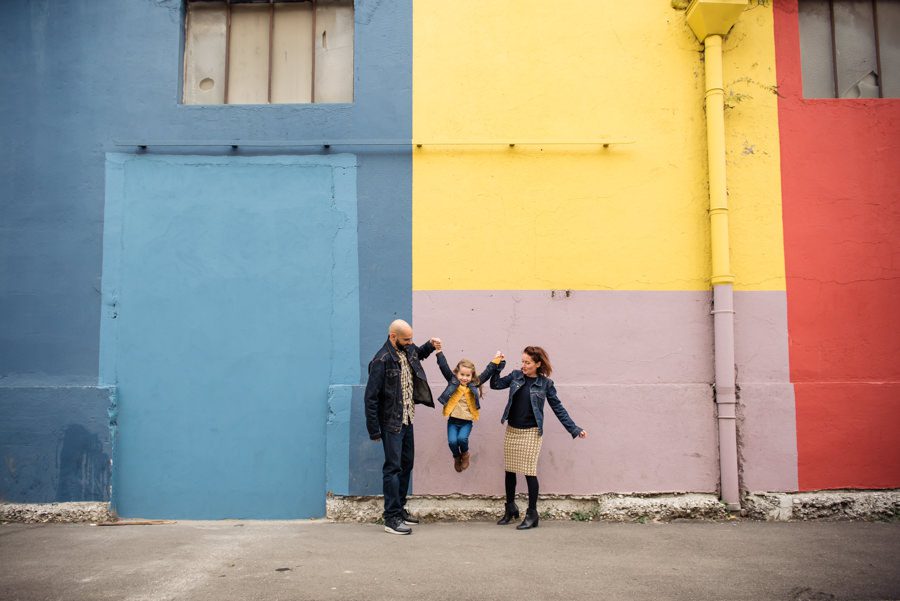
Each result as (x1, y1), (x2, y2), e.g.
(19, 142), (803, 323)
(795, 384), (900, 490)
(774, 1), (900, 490)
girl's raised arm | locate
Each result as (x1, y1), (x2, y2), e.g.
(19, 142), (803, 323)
(478, 352), (505, 384)
(436, 350), (455, 382)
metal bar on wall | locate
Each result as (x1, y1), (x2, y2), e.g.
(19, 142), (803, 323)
(115, 139), (634, 149)
(412, 139), (633, 147)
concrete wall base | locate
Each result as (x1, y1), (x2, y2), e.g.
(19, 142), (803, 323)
(0, 502), (114, 524)
(327, 493), (729, 522)
(743, 491), (900, 521)
(330, 490), (900, 522)
(4, 491), (897, 523)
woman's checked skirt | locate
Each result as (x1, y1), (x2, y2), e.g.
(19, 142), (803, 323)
(503, 426), (542, 476)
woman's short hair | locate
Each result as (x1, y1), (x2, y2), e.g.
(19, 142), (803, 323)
(523, 346), (552, 377)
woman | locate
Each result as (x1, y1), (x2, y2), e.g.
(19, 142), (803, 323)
(490, 346), (587, 529)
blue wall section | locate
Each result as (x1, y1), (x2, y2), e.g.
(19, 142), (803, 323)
(0, 387), (114, 503)
(0, 0), (412, 506)
(103, 154), (357, 519)
(325, 385), (383, 497)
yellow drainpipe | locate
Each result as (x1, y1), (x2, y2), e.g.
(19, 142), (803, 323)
(686, 0), (747, 511)
(704, 34), (734, 289)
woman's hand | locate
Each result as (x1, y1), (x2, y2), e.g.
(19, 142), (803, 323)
(495, 350), (505, 362)
(577, 430), (588, 439)
(432, 337), (443, 353)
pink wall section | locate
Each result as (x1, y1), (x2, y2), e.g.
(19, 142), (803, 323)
(412, 290), (797, 494)
(414, 383), (718, 495)
(734, 293), (798, 492)
(413, 290), (714, 386)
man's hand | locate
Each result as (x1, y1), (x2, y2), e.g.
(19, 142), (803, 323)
(371, 435), (382, 442)
(577, 430), (588, 439)
(431, 337), (443, 352)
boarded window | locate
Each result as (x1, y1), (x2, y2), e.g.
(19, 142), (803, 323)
(183, 0), (354, 104)
(799, 0), (900, 98)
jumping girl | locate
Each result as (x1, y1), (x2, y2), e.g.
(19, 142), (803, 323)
(434, 345), (503, 472)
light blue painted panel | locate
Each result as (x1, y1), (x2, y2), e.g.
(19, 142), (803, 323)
(103, 154), (358, 519)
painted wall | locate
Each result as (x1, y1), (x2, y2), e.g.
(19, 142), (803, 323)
(0, 387), (114, 503)
(411, 0), (797, 495)
(4, 0), (894, 511)
(0, 0), (411, 507)
(773, 1), (900, 490)
(101, 154), (358, 518)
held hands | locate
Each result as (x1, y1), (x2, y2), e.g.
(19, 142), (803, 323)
(431, 337), (443, 352)
(494, 350), (505, 362)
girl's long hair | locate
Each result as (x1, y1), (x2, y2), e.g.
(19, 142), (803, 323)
(523, 346), (552, 377)
(455, 358), (484, 398)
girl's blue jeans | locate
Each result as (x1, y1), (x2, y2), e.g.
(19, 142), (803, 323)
(447, 417), (473, 457)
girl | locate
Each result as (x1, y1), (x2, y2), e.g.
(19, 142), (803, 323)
(491, 346), (588, 529)
(435, 348), (503, 472)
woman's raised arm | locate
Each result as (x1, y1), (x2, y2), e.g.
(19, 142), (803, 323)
(490, 361), (514, 390)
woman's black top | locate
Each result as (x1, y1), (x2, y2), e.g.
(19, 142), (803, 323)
(508, 376), (538, 429)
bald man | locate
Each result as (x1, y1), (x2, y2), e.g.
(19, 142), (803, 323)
(364, 319), (441, 535)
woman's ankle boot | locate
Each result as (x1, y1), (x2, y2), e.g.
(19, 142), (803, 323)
(497, 502), (520, 525)
(516, 508), (539, 530)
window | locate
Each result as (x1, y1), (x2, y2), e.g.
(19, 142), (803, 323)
(798, 0), (900, 98)
(183, 0), (354, 105)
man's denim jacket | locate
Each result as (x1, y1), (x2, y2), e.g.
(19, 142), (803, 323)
(364, 339), (435, 439)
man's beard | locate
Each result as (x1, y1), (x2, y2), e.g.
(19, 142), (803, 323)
(395, 341), (408, 351)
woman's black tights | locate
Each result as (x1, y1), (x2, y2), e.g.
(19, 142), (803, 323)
(505, 471), (539, 511)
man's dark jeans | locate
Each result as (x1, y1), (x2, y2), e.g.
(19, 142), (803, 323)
(381, 423), (414, 520)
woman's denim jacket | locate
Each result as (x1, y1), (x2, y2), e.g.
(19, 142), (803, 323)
(435, 352), (500, 410)
(490, 361), (583, 438)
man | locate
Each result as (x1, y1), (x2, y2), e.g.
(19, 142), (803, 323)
(364, 319), (441, 535)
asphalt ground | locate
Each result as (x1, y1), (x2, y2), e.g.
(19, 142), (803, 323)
(1, 519), (898, 601)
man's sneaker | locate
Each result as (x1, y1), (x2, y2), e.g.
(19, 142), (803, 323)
(400, 509), (419, 525)
(384, 517), (412, 535)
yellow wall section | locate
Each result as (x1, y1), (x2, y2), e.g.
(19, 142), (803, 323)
(412, 1), (785, 291)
